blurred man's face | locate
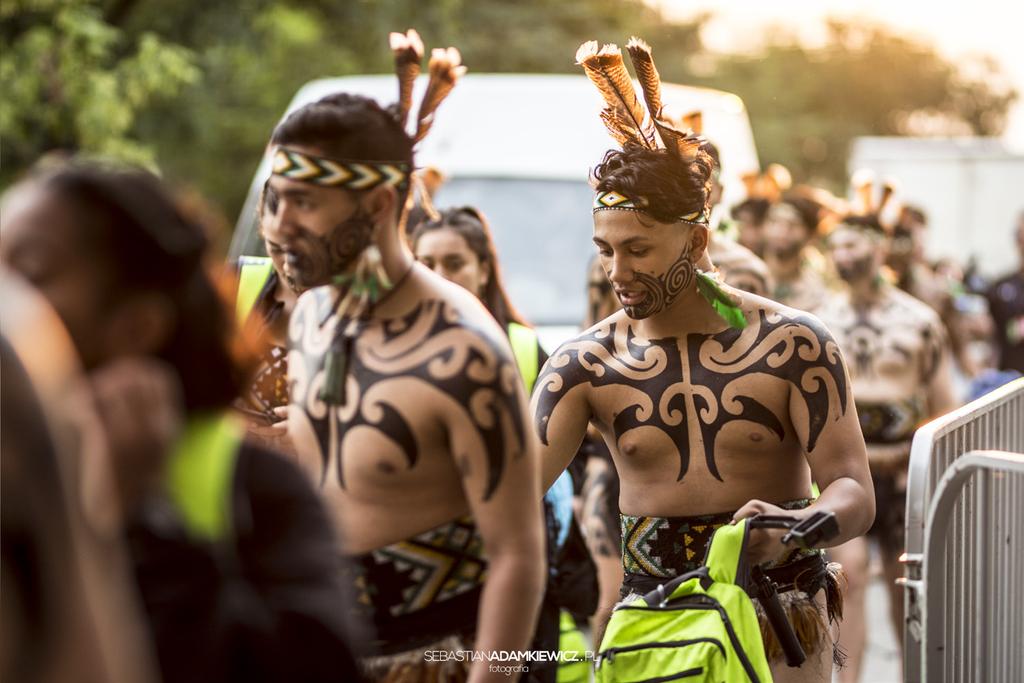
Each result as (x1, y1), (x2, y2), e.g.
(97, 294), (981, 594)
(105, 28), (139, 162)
(890, 214), (925, 270)
(0, 184), (116, 368)
(829, 225), (883, 285)
(263, 145), (375, 290)
(763, 203), (811, 261)
(734, 207), (765, 257)
(592, 210), (699, 320)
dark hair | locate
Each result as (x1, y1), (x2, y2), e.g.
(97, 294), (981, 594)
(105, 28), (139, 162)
(410, 207), (528, 331)
(44, 165), (245, 413)
(270, 92), (414, 215)
(839, 213), (888, 236)
(899, 205), (927, 226)
(777, 193), (824, 233)
(591, 146), (714, 225)
(731, 197), (771, 225)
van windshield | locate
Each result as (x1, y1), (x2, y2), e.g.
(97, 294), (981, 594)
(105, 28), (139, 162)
(433, 178), (595, 327)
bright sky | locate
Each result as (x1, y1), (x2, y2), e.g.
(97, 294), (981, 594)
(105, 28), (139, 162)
(652, 0), (1024, 148)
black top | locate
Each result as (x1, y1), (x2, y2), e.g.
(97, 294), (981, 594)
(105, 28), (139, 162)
(128, 443), (363, 683)
(986, 270), (1024, 373)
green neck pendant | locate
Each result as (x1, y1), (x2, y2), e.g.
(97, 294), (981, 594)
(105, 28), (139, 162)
(695, 270), (747, 330)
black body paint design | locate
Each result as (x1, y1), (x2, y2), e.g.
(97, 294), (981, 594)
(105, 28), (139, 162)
(535, 309), (848, 481)
(289, 295), (526, 501)
(837, 297), (942, 381)
(624, 247), (695, 319)
(282, 210), (375, 289)
(581, 453), (621, 557)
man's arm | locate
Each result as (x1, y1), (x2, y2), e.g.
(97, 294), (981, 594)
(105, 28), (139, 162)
(531, 350), (595, 489)
(446, 330), (545, 683)
(924, 317), (958, 417)
(736, 316), (874, 560)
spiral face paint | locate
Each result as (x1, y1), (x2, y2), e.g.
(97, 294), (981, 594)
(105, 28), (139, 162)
(620, 246), (695, 319)
(283, 210), (375, 289)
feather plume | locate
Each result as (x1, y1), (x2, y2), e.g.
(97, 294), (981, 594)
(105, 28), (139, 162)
(681, 110), (703, 135)
(599, 109), (646, 147)
(740, 171), (759, 198)
(851, 168), (876, 214)
(413, 47), (466, 144)
(877, 179), (897, 216)
(765, 163), (792, 197)
(389, 29), (424, 130)
(622, 37), (701, 161)
(625, 37), (663, 122)
(576, 40), (653, 148)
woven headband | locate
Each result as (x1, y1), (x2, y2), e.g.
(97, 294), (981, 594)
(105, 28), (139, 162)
(593, 191), (708, 225)
(272, 147), (410, 191)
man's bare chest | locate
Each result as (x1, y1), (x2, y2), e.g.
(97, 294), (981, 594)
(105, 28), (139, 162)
(537, 310), (849, 481)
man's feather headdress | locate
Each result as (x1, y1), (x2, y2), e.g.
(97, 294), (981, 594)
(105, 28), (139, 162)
(575, 37), (703, 163)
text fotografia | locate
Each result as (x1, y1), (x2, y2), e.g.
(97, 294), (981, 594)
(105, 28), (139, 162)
(424, 650), (597, 663)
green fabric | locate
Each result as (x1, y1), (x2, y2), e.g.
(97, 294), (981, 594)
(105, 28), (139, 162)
(596, 519), (773, 683)
(696, 270), (747, 330)
(236, 256), (274, 324)
(165, 413), (241, 542)
(557, 611), (590, 683)
(507, 322), (539, 394)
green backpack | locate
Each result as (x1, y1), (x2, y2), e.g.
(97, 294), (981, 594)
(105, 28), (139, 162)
(596, 519), (773, 683)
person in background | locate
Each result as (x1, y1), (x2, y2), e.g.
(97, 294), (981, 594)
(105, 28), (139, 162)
(731, 196), (771, 258)
(985, 212), (1024, 374)
(276, 32), (545, 682)
(0, 163), (362, 683)
(817, 207), (957, 683)
(232, 186), (301, 453)
(763, 192), (832, 312)
(890, 204), (982, 377)
(411, 206), (597, 682)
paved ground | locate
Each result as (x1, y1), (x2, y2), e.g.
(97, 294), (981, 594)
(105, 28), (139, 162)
(838, 575), (902, 683)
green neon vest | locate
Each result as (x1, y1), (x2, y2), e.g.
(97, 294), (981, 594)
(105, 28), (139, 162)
(507, 322), (539, 393)
(235, 256), (274, 325)
(165, 413), (241, 542)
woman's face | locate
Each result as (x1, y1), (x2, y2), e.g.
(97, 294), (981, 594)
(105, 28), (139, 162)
(414, 227), (488, 298)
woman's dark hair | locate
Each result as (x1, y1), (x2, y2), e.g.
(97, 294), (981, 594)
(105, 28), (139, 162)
(44, 165), (246, 413)
(591, 146), (714, 225)
(777, 193), (824, 234)
(410, 207), (528, 331)
(270, 92), (414, 215)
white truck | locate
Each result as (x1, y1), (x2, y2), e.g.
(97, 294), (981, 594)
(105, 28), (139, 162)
(849, 136), (1024, 279)
(230, 74), (759, 349)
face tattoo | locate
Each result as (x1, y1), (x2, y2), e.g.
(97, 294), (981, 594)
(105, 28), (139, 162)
(622, 245), (696, 319)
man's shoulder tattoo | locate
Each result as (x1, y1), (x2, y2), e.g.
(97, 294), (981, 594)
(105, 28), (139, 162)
(288, 298), (525, 501)
(535, 308), (849, 481)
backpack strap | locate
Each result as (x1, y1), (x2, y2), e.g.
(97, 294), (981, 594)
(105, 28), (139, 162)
(165, 413), (242, 542)
(704, 518), (752, 586)
(235, 256), (275, 325)
(507, 322), (540, 393)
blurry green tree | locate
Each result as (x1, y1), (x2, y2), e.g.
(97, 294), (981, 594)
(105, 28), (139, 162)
(0, 0), (199, 172)
(1, 2), (1017, 238)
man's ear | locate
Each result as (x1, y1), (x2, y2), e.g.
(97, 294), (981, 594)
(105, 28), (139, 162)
(363, 185), (399, 227)
(687, 225), (710, 259)
(104, 293), (177, 358)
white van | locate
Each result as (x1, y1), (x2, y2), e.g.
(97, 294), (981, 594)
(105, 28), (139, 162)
(229, 74), (759, 349)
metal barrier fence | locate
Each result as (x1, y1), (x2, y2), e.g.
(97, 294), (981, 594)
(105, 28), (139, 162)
(919, 450), (1024, 683)
(902, 378), (1024, 682)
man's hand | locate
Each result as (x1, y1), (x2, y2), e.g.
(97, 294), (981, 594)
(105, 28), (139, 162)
(240, 405), (295, 456)
(732, 499), (809, 565)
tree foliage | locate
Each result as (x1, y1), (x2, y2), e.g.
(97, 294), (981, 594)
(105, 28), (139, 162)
(1, 1), (1017, 238)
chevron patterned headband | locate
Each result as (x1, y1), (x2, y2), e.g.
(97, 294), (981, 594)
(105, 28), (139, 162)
(272, 147), (410, 191)
(593, 191), (708, 225)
